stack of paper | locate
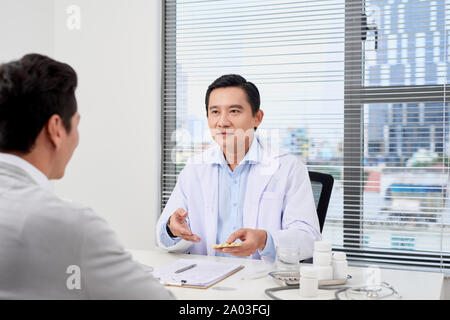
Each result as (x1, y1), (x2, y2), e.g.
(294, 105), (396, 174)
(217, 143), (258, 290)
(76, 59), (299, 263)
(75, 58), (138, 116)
(152, 259), (244, 289)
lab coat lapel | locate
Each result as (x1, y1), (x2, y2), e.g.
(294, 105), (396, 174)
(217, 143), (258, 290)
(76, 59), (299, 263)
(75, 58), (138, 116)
(202, 148), (219, 256)
(243, 151), (280, 230)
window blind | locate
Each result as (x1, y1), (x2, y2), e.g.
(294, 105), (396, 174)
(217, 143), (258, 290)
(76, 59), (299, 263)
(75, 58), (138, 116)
(162, 0), (450, 272)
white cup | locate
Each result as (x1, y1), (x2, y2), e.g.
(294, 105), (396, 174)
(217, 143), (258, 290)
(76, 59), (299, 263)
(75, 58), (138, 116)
(275, 245), (301, 272)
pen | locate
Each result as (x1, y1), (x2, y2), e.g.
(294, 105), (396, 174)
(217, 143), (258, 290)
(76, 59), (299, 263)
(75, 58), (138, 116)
(174, 263), (197, 274)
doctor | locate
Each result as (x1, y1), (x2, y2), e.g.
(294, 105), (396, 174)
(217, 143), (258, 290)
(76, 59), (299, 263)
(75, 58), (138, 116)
(156, 74), (321, 261)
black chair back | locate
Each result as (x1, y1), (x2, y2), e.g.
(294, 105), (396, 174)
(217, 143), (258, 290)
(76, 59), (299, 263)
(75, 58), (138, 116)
(308, 171), (334, 233)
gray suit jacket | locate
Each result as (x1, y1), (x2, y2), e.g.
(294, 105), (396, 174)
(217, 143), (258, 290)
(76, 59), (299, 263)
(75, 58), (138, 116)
(0, 162), (174, 299)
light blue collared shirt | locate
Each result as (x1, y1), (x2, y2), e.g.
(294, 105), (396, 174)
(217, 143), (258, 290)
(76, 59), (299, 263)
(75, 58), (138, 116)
(160, 138), (276, 261)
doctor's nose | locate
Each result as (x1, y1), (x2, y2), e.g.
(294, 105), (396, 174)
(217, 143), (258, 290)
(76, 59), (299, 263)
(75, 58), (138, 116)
(217, 113), (231, 128)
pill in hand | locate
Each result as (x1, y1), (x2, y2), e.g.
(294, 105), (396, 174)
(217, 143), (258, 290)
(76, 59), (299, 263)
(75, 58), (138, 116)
(212, 242), (242, 249)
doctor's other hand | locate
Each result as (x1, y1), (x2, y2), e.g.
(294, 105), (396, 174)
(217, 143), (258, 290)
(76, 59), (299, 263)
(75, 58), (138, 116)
(168, 209), (201, 242)
(215, 228), (267, 257)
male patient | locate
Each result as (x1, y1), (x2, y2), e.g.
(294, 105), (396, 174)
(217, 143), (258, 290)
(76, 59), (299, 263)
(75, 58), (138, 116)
(156, 74), (321, 261)
(0, 54), (174, 299)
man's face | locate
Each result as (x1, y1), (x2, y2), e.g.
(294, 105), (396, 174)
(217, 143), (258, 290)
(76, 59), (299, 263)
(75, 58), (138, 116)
(53, 111), (80, 179)
(207, 86), (263, 154)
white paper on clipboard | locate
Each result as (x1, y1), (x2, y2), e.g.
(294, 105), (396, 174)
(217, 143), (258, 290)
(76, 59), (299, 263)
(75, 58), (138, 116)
(152, 258), (244, 288)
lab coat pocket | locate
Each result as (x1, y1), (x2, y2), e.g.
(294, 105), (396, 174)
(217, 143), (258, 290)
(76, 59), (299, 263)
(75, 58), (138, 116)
(259, 192), (284, 229)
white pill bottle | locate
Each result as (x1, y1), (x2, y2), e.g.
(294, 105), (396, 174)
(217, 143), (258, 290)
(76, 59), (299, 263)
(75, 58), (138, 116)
(299, 266), (318, 298)
(332, 251), (348, 280)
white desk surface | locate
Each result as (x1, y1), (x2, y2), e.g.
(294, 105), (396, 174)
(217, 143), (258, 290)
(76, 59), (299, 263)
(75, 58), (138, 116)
(129, 248), (444, 300)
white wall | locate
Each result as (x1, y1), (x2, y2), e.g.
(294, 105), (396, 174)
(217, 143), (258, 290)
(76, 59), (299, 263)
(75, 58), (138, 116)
(0, 0), (54, 63)
(1, 0), (161, 250)
(52, 0), (161, 250)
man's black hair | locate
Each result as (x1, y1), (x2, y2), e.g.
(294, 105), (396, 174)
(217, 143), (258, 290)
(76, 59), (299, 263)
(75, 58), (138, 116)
(0, 53), (78, 153)
(205, 74), (260, 116)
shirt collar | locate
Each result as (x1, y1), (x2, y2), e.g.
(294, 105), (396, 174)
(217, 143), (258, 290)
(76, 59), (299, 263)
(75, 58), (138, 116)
(0, 152), (52, 191)
(214, 136), (261, 166)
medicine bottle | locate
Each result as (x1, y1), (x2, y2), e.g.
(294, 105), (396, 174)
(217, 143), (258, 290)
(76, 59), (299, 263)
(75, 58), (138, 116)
(313, 240), (332, 266)
(315, 265), (333, 281)
(332, 251), (348, 280)
(299, 266), (318, 298)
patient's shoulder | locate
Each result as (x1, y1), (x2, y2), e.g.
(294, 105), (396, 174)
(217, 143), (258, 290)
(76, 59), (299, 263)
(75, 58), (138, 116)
(23, 186), (99, 229)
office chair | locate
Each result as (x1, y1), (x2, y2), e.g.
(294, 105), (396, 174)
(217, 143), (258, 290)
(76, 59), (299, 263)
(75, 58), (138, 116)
(298, 171), (335, 264)
(308, 171), (334, 233)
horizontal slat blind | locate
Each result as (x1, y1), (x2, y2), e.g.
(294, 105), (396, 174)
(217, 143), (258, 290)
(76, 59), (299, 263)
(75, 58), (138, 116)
(162, 0), (450, 272)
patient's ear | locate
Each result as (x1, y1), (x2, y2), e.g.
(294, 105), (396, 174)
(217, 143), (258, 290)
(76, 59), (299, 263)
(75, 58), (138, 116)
(45, 114), (65, 150)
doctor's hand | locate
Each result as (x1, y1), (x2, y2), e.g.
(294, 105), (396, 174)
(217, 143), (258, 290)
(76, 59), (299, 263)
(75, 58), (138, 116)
(168, 208), (201, 243)
(214, 228), (267, 257)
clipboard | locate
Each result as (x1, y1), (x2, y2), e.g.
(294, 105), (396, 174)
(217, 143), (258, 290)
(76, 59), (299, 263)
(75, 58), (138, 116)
(152, 259), (245, 289)
(165, 265), (245, 289)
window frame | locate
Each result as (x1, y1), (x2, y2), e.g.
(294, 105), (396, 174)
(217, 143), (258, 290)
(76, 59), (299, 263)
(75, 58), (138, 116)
(343, 0), (449, 270)
(161, 0), (450, 272)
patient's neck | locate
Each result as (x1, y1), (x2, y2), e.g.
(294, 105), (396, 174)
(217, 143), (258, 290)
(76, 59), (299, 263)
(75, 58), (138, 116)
(9, 149), (51, 179)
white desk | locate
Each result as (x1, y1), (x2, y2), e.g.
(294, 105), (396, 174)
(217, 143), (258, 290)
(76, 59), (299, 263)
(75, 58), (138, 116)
(129, 248), (444, 300)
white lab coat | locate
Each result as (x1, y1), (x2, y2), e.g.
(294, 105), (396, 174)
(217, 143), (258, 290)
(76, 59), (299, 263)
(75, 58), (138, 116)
(156, 139), (322, 260)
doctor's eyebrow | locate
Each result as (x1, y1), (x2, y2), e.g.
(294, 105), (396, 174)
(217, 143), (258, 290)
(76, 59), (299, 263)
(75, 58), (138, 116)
(209, 105), (244, 110)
